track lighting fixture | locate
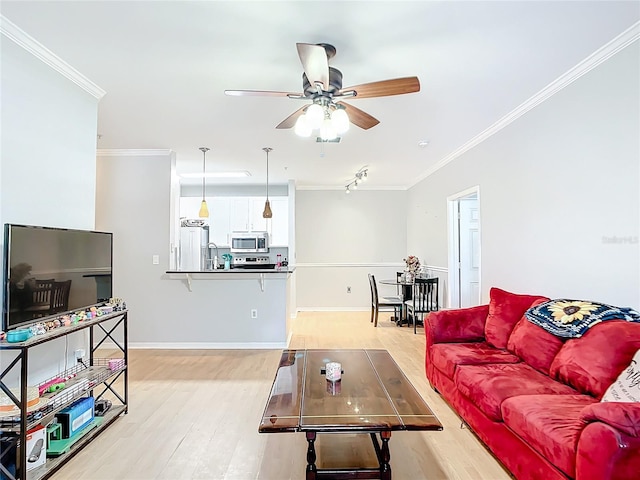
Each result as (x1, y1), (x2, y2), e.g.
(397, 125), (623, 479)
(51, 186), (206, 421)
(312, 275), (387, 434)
(344, 167), (369, 194)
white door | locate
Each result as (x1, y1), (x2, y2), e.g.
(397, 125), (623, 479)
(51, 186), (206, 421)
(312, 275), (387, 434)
(448, 187), (481, 308)
(458, 198), (480, 307)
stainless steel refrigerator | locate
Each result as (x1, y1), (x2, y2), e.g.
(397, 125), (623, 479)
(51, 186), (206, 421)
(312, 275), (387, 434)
(179, 225), (209, 271)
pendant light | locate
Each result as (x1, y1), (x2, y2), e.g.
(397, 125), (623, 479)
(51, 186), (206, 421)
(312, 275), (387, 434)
(198, 147), (210, 218)
(262, 147), (273, 218)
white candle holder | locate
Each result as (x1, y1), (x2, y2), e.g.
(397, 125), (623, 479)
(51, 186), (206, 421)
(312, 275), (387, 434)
(325, 362), (342, 382)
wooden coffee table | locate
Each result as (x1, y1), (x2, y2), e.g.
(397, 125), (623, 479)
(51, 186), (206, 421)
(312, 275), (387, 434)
(259, 349), (443, 479)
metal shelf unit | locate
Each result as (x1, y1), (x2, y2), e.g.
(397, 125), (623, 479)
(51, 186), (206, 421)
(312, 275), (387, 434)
(0, 310), (128, 480)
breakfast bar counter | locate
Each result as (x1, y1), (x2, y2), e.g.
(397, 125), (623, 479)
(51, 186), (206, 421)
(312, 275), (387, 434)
(151, 269), (294, 349)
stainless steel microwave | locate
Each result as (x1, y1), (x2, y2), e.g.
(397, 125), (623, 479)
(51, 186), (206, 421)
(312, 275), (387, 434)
(230, 232), (269, 253)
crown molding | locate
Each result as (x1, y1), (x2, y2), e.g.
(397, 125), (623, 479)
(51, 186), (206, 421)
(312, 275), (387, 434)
(296, 185), (407, 191)
(411, 21), (640, 187)
(97, 149), (174, 157)
(0, 15), (106, 100)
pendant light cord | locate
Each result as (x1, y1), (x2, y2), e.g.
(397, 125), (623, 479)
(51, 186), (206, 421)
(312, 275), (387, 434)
(200, 147), (210, 201)
(263, 147), (272, 200)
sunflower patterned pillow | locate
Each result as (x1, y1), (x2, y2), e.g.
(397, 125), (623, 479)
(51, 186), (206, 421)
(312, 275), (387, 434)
(525, 299), (640, 338)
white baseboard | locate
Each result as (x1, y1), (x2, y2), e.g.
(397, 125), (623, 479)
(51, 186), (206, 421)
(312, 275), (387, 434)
(129, 342), (287, 350)
(296, 307), (369, 312)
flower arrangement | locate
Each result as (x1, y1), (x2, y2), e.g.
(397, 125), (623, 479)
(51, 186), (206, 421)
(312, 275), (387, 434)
(404, 255), (421, 275)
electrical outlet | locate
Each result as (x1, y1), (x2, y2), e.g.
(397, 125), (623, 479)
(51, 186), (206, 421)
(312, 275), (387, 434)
(347, 286), (351, 293)
(251, 309), (258, 319)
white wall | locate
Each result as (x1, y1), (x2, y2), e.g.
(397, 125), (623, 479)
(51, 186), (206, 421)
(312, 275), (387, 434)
(96, 152), (289, 346)
(407, 42), (640, 308)
(1, 30), (100, 380)
(0, 40), (98, 229)
(295, 189), (407, 309)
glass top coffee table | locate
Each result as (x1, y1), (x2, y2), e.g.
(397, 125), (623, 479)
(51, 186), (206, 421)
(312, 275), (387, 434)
(259, 349), (443, 479)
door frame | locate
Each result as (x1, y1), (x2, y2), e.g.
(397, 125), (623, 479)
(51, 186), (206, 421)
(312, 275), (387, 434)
(447, 186), (481, 308)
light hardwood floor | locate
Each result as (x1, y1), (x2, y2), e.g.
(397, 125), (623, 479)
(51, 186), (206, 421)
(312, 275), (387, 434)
(52, 311), (511, 480)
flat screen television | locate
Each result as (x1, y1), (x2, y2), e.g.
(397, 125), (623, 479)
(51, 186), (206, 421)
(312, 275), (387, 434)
(2, 224), (113, 331)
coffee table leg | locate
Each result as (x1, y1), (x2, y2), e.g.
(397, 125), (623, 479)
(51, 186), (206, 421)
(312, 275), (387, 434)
(306, 431), (317, 480)
(380, 431), (391, 480)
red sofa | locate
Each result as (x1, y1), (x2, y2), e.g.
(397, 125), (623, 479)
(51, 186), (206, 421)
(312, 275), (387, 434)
(424, 288), (640, 480)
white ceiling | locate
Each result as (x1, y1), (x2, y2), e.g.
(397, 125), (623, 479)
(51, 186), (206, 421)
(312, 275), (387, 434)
(2, 1), (638, 189)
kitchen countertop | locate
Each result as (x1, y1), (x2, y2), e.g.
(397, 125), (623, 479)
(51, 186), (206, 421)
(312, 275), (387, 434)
(164, 268), (294, 292)
(165, 268), (294, 274)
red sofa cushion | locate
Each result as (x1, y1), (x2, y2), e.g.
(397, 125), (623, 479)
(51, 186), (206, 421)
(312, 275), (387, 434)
(502, 394), (596, 478)
(507, 308), (565, 375)
(550, 321), (640, 398)
(485, 288), (548, 349)
(455, 363), (577, 421)
(431, 342), (521, 378)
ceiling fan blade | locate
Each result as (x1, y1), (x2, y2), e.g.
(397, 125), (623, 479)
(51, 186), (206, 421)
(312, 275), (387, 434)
(341, 76), (420, 99)
(225, 89), (301, 97)
(337, 102), (380, 130)
(296, 43), (329, 91)
(276, 106), (307, 129)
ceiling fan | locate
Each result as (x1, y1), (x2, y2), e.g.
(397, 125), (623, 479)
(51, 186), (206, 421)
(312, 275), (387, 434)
(225, 43), (420, 140)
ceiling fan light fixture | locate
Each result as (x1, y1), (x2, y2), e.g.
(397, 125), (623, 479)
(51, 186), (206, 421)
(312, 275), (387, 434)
(320, 117), (337, 141)
(294, 115), (312, 137)
(331, 107), (350, 134)
(226, 43), (421, 140)
(306, 103), (324, 130)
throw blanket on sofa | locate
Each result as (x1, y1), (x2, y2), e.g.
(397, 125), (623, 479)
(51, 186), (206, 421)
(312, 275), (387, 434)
(525, 299), (640, 338)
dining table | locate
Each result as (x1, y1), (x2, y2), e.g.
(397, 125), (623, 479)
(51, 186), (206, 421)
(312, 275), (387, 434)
(379, 274), (433, 327)
(378, 277), (415, 326)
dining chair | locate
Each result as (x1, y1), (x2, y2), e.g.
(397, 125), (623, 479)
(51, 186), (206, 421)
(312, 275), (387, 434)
(368, 274), (404, 327)
(51, 280), (72, 314)
(24, 279), (55, 318)
(405, 277), (439, 334)
(394, 271), (406, 323)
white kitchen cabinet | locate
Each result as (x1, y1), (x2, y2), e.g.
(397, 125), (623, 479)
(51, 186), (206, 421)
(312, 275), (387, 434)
(209, 197), (232, 246)
(229, 197), (251, 232)
(230, 197), (271, 233)
(180, 195), (289, 246)
(267, 197), (289, 246)
(179, 197), (230, 246)
(179, 196), (203, 220)
(250, 197), (269, 232)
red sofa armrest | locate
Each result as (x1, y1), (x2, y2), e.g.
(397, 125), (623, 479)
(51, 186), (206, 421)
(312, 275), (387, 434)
(580, 402), (640, 438)
(576, 421), (640, 480)
(425, 304), (489, 344)
(424, 304), (488, 386)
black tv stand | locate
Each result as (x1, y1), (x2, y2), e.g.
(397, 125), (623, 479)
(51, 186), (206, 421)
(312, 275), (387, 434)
(0, 309), (128, 480)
